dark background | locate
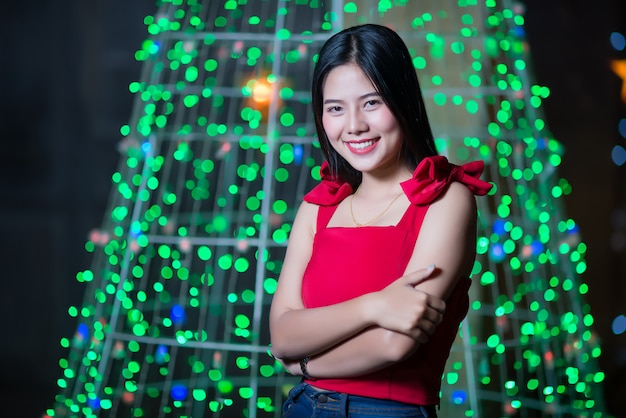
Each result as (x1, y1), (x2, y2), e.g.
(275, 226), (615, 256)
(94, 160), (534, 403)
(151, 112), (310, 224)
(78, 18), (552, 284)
(1, 1), (624, 417)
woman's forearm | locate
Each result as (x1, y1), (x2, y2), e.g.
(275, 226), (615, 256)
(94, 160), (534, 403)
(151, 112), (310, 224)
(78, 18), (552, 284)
(270, 292), (379, 360)
(271, 268), (443, 360)
(303, 327), (419, 378)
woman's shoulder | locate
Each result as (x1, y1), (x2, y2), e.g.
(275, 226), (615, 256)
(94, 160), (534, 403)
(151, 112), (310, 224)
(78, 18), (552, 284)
(430, 181), (476, 214)
(401, 155), (492, 206)
(290, 200), (320, 240)
(297, 199), (319, 214)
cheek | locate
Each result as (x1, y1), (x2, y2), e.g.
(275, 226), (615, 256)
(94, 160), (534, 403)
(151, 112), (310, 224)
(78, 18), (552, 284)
(373, 109), (398, 133)
(322, 115), (341, 140)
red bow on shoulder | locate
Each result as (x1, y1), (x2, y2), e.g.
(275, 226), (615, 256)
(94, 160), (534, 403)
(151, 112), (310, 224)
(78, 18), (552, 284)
(401, 156), (492, 205)
(303, 161), (354, 206)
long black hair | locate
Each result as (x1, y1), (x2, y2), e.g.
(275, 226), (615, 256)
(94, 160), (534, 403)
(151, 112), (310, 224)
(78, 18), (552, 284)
(311, 24), (438, 188)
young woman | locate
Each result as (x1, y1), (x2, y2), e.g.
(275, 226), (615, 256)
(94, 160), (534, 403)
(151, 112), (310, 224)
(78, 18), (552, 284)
(269, 24), (492, 417)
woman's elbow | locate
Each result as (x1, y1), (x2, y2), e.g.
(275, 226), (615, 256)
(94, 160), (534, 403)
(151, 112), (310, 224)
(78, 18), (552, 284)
(270, 342), (289, 361)
(270, 330), (301, 360)
(269, 314), (290, 359)
(269, 330), (290, 360)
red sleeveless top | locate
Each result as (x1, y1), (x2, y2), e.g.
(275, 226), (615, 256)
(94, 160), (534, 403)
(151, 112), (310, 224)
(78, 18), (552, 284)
(300, 156), (492, 406)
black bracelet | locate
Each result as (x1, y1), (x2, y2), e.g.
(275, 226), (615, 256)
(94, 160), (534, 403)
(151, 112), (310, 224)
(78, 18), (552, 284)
(299, 357), (313, 380)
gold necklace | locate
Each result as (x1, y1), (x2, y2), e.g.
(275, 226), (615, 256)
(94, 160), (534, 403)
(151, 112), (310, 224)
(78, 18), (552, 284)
(349, 186), (404, 227)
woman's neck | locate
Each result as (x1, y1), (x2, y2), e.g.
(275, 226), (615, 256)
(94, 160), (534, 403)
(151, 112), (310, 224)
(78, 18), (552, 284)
(356, 165), (412, 196)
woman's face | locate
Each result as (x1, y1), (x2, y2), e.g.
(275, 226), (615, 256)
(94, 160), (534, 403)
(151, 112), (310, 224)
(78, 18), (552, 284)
(321, 64), (403, 175)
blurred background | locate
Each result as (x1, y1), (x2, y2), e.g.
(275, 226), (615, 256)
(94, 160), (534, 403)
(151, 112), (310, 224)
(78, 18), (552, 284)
(0, 0), (624, 417)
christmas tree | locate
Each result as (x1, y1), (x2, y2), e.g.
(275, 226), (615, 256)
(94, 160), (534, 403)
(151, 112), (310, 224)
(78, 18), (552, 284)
(49, 1), (607, 417)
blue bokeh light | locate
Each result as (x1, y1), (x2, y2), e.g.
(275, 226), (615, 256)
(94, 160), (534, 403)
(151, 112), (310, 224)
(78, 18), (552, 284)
(612, 315), (626, 335)
(610, 32), (626, 51)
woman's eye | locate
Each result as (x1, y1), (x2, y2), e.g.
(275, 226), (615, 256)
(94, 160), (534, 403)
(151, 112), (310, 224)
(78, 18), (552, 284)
(364, 100), (380, 107)
(327, 106), (342, 113)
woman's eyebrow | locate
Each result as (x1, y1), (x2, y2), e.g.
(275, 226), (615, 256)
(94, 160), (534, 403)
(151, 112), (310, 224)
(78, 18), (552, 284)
(323, 92), (380, 104)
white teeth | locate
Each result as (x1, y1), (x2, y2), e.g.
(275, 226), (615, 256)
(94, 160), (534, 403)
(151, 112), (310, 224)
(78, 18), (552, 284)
(349, 140), (375, 149)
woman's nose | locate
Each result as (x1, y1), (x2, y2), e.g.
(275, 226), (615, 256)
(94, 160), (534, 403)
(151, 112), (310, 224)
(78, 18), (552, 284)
(347, 110), (367, 135)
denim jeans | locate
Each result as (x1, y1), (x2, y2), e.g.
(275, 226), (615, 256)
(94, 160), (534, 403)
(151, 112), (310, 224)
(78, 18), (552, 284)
(282, 382), (438, 418)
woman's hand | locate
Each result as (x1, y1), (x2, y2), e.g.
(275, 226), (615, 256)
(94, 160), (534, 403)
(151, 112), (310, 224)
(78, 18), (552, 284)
(367, 265), (446, 342)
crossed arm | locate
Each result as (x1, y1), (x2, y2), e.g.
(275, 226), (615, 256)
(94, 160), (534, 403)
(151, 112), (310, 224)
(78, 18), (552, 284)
(268, 182), (477, 378)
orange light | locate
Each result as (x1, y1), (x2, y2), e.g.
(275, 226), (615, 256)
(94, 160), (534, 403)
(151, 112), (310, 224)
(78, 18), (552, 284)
(252, 80), (272, 104)
(611, 59), (626, 102)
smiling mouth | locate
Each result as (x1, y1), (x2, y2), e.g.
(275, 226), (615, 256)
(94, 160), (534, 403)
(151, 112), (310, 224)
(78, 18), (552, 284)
(345, 138), (379, 150)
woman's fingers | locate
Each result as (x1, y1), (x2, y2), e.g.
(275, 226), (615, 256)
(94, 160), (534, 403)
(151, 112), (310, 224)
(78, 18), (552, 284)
(424, 294), (446, 321)
(403, 264), (436, 287)
(373, 267), (447, 336)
